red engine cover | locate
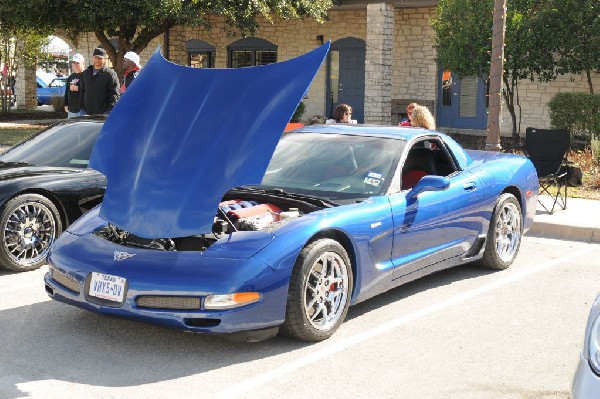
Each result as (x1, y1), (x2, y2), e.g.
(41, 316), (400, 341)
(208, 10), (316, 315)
(227, 204), (282, 220)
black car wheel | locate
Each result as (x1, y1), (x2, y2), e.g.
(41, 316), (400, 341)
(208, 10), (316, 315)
(479, 193), (523, 270)
(281, 238), (353, 341)
(0, 194), (62, 271)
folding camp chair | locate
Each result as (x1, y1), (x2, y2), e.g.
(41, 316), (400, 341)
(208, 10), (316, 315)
(524, 127), (570, 214)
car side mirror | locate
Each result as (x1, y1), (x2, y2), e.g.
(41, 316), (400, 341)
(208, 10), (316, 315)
(409, 175), (450, 198)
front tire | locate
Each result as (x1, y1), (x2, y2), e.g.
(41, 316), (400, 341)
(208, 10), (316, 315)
(281, 238), (353, 341)
(0, 194), (62, 272)
(479, 193), (523, 270)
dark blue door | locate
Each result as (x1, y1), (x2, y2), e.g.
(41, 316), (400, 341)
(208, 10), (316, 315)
(437, 70), (488, 129)
(328, 38), (365, 123)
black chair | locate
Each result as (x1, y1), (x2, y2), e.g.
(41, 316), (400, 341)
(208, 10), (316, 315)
(524, 127), (570, 214)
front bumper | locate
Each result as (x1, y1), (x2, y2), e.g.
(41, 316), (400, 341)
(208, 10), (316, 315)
(45, 232), (292, 336)
(571, 353), (600, 399)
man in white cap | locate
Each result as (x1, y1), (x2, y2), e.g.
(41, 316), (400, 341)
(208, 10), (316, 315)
(121, 51), (141, 93)
(64, 53), (86, 118)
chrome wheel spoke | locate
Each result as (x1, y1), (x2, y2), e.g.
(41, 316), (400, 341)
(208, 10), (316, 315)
(303, 250), (349, 331)
(3, 200), (56, 266)
(494, 202), (521, 262)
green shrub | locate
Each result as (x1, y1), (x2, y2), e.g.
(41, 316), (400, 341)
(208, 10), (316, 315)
(547, 92), (600, 148)
(290, 101), (306, 123)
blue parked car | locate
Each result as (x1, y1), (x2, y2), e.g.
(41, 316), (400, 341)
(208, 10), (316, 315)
(36, 71), (67, 105)
(44, 44), (539, 342)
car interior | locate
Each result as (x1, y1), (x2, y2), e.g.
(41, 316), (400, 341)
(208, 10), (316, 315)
(400, 138), (457, 190)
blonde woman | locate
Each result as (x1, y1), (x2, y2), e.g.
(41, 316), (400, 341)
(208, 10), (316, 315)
(411, 105), (436, 130)
(399, 102), (418, 126)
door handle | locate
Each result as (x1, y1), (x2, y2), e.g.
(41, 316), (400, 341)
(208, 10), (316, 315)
(463, 182), (477, 191)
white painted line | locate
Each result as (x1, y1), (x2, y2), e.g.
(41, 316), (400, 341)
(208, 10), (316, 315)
(216, 246), (597, 398)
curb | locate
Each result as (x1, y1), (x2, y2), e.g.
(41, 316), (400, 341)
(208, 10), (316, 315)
(527, 196), (600, 244)
(528, 223), (600, 244)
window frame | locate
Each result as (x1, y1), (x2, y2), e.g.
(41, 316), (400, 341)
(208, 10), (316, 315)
(227, 38), (277, 68)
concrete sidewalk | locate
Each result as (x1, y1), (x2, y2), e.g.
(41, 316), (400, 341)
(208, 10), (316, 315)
(528, 195), (600, 243)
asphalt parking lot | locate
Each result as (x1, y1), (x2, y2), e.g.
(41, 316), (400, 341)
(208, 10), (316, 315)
(1, 236), (598, 399)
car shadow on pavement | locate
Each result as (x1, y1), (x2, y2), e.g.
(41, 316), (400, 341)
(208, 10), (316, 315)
(0, 299), (308, 398)
(0, 263), (494, 398)
(346, 263), (495, 321)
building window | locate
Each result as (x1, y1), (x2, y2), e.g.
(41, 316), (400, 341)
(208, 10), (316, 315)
(228, 38), (277, 68)
(188, 52), (214, 68)
(186, 39), (215, 68)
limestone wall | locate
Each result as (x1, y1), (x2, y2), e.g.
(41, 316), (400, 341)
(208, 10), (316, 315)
(56, 8), (599, 131)
(168, 10), (366, 121)
(512, 74), (600, 134)
(392, 8), (438, 107)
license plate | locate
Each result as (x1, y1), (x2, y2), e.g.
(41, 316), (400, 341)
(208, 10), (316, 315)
(89, 272), (126, 302)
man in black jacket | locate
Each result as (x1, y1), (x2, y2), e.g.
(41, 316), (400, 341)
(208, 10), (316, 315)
(79, 48), (119, 115)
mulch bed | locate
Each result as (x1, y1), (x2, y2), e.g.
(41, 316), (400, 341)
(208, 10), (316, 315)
(445, 133), (523, 152)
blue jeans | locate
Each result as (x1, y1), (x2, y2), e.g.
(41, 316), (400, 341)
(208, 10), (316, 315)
(68, 110), (85, 118)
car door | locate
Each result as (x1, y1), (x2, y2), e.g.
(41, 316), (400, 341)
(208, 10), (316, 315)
(388, 145), (486, 278)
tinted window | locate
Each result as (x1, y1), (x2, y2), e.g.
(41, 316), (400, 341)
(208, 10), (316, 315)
(0, 121), (102, 168)
(261, 133), (405, 199)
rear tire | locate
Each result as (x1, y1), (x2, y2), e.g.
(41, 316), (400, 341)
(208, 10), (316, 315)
(281, 238), (353, 341)
(479, 193), (522, 270)
(0, 194), (62, 272)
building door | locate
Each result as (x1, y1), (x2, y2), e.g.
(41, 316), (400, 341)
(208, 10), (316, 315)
(437, 70), (488, 129)
(327, 37), (365, 123)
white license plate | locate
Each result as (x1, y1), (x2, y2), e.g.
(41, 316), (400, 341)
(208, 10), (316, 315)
(89, 272), (126, 302)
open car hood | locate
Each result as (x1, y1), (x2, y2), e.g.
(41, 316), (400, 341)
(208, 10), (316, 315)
(89, 43), (329, 238)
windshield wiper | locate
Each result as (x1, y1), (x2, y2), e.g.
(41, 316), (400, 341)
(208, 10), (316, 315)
(233, 186), (339, 208)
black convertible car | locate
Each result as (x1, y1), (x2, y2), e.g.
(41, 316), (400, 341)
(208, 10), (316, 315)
(0, 118), (105, 271)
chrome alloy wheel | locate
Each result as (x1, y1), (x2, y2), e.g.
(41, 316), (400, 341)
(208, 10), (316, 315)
(3, 201), (56, 266)
(302, 251), (349, 331)
(494, 200), (522, 263)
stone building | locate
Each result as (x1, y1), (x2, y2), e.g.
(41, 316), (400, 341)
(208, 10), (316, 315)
(22, 0), (600, 136)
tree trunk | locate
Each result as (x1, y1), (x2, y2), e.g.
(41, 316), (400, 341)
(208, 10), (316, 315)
(486, 0), (507, 151)
(502, 74), (518, 139)
(587, 69), (594, 94)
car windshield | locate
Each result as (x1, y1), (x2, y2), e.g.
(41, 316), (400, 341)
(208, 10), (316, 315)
(0, 121), (102, 168)
(49, 78), (67, 87)
(261, 132), (405, 199)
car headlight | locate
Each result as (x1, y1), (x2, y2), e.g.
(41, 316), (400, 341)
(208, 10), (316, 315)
(204, 292), (261, 310)
(588, 314), (600, 373)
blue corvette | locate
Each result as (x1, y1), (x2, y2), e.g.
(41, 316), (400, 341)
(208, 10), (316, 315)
(44, 44), (539, 341)
(36, 74), (67, 106)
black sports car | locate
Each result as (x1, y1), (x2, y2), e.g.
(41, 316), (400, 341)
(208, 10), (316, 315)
(0, 118), (105, 271)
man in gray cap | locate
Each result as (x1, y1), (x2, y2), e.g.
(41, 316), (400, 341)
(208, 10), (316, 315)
(79, 47), (119, 115)
(64, 53), (85, 118)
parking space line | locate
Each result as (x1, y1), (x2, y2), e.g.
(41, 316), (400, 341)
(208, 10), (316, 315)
(216, 245), (597, 398)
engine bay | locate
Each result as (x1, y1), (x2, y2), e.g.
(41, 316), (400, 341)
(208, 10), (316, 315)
(94, 189), (327, 252)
